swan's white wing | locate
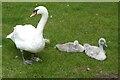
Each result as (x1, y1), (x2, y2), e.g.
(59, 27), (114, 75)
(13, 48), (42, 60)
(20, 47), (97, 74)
(13, 25), (36, 41)
(6, 25), (36, 42)
(6, 25), (44, 52)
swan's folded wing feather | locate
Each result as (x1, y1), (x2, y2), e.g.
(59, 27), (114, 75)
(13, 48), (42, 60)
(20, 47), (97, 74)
(13, 25), (36, 41)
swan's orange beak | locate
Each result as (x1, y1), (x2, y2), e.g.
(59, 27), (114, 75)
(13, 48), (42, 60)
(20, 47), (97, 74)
(30, 12), (37, 17)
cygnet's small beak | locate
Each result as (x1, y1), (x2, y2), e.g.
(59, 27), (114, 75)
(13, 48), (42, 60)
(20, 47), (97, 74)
(105, 43), (108, 47)
(30, 12), (37, 17)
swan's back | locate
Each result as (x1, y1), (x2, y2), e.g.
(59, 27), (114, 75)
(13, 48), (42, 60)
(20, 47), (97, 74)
(13, 25), (36, 41)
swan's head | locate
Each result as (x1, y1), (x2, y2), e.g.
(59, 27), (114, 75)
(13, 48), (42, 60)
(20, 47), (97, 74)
(30, 6), (48, 17)
(98, 38), (107, 47)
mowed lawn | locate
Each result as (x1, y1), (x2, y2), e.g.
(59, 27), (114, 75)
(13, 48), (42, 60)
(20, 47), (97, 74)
(0, 29), (1, 78)
(2, 2), (118, 78)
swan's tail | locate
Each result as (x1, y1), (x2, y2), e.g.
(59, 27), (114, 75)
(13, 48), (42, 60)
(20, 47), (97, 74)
(44, 38), (50, 44)
(6, 32), (13, 39)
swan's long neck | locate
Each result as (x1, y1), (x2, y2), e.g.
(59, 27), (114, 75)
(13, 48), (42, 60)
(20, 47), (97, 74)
(36, 12), (48, 36)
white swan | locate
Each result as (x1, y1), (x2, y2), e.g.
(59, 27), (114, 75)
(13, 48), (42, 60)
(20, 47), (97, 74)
(55, 40), (84, 52)
(6, 6), (49, 64)
(84, 38), (107, 61)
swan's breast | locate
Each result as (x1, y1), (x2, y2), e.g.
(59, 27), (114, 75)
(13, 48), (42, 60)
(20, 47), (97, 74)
(30, 38), (45, 53)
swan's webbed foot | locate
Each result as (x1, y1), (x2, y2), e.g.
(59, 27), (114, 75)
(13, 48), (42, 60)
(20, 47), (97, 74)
(31, 53), (42, 62)
(20, 50), (32, 65)
(24, 60), (33, 65)
(31, 57), (42, 62)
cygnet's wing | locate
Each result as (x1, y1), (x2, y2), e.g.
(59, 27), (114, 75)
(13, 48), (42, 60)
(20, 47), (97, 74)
(84, 44), (91, 53)
(55, 44), (68, 52)
(66, 43), (77, 52)
(86, 46), (100, 58)
(55, 42), (78, 52)
(63, 42), (82, 52)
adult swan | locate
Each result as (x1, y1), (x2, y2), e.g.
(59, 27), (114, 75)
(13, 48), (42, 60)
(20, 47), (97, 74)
(6, 6), (49, 64)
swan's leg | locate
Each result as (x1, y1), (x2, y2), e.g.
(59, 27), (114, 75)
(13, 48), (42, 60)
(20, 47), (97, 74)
(31, 53), (42, 62)
(20, 50), (25, 61)
(20, 50), (32, 65)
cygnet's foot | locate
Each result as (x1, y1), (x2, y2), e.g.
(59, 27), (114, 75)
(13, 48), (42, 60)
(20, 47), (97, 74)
(24, 60), (32, 65)
(31, 57), (42, 62)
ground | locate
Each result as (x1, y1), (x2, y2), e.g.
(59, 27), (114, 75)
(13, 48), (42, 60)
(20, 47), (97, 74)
(2, 2), (118, 78)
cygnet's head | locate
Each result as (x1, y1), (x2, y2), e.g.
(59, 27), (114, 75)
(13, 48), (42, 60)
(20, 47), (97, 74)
(98, 38), (107, 47)
(73, 40), (79, 47)
(30, 6), (48, 17)
(74, 40), (79, 45)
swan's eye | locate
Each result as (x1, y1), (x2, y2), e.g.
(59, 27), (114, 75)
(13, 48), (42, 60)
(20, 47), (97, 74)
(33, 9), (39, 13)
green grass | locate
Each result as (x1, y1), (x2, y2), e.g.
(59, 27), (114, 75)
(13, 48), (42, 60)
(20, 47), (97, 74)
(2, 2), (118, 78)
(0, 2), (2, 79)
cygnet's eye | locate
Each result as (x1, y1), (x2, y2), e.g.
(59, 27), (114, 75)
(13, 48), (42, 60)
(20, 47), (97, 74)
(100, 40), (105, 45)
